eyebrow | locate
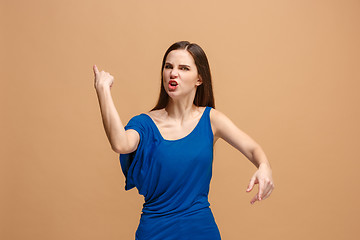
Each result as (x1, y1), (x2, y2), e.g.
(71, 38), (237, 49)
(165, 62), (191, 68)
(179, 64), (191, 68)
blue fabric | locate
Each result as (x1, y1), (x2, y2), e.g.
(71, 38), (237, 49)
(120, 106), (221, 240)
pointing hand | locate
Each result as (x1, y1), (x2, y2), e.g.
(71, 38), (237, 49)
(93, 65), (114, 90)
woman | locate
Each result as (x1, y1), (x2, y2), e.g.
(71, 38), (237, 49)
(93, 41), (274, 240)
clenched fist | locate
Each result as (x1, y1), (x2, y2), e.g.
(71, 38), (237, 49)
(93, 65), (114, 90)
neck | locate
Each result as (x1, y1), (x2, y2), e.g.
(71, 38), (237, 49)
(165, 97), (197, 121)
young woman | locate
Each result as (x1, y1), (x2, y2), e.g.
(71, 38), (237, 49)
(94, 41), (274, 240)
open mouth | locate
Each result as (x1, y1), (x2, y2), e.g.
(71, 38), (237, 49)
(169, 80), (178, 86)
(168, 80), (178, 90)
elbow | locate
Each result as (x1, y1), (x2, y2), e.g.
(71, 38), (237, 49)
(111, 135), (131, 154)
(111, 144), (127, 154)
(111, 131), (139, 154)
(112, 143), (134, 154)
(111, 144), (121, 154)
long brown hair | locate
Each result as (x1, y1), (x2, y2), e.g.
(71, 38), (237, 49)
(151, 41), (215, 111)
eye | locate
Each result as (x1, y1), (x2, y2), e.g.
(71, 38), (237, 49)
(164, 64), (172, 69)
(180, 67), (190, 71)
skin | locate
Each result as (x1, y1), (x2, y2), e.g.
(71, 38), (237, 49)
(93, 49), (274, 205)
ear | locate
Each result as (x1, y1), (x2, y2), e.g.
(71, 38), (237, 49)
(196, 75), (203, 86)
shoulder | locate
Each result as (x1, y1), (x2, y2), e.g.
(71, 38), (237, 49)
(209, 107), (226, 124)
(209, 108), (234, 138)
(127, 113), (148, 124)
(125, 113), (151, 134)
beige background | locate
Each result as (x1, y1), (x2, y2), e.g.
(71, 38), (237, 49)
(1, 0), (359, 239)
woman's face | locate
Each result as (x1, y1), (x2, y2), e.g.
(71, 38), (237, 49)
(162, 49), (202, 100)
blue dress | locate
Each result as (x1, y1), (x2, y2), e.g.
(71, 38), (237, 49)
(119, 106), (221, 240)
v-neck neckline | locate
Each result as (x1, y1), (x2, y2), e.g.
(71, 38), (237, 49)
(142, 106), (208, 142)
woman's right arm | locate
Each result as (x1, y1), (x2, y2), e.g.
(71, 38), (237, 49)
(93, 65), (140, 154)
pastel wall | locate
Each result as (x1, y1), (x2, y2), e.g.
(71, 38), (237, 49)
(1, 0), (359, 239)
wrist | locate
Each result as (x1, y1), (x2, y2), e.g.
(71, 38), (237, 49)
(259, 162), (271, 170)
(96, 85), (110, 94)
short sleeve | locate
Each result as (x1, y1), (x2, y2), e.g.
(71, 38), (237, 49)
(119, 115), (145, 191)
(124, 115), (144, 137)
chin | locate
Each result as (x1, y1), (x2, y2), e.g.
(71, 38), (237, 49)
(166, 91), (183, 100)
(167, 92), (180, 99)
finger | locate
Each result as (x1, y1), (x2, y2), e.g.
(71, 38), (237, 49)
(250, 194), (259, 205)
(260, 180), (272, 197)
(93, 65), (100, 75)
(261, 186), (273, 200)
(262, 182), (275, 200)
(246, 177), (256, 192)
(258, 180), (265, 200)
(261, 186), (270, 200)
(261, 188), (273, 200)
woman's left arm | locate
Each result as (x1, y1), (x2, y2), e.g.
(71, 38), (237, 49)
(210, 108), (275, 204)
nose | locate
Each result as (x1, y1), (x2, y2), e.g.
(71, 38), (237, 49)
(170, 68), (178, 78)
